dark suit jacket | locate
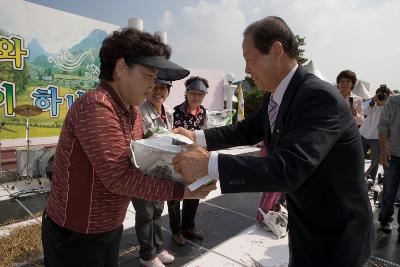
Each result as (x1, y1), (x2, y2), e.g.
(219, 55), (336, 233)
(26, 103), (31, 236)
(204, 66), (373, 267)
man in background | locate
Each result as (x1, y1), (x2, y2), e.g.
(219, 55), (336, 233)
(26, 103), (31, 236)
(359, 85), (392, 184)
(378, 91), (400, 234)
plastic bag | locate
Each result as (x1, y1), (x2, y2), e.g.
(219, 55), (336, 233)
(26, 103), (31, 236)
(131, 129), (192, 183)
(257, 204), (289, 239)
(257, 192), (283, 223)
(131, 128), (214, 190)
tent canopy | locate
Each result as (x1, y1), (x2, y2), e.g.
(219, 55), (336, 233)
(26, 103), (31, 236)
(304, 60), (372, 100)
(353, 80), (372, 100)
(303, 60), (330, 83)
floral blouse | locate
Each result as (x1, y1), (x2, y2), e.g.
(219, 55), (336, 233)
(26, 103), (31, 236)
(173, 101), (207, 130)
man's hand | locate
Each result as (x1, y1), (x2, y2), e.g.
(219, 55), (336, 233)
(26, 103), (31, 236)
(380, 148), (391, 168)
(183, 181), (217, 199)
(173, 144), (209, 184)
(379, 133), (390, 168)
(172, 127), (196, 142)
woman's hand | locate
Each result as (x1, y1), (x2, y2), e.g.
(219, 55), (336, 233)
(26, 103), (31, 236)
(172, 127), (196, 142)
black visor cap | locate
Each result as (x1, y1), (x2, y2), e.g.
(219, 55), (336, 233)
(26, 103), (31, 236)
(127, 56), (190, 81)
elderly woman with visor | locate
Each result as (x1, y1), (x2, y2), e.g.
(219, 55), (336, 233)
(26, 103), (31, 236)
(167, 76), (209, 246)
(132, 79), (175, 267)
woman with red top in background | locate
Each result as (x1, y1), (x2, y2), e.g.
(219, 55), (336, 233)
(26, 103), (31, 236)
(168, 76), (208, 246)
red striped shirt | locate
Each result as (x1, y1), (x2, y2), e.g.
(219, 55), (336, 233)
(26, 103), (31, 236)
(46, 82), (184, 234)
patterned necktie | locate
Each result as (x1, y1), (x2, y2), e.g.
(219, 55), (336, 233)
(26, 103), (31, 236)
(257, 96), (282, 225)
(268, 95), (278, 131)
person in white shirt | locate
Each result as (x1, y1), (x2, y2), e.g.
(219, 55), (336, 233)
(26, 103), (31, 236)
(359, 85), (392, 183)
(337, 70), (364, 127)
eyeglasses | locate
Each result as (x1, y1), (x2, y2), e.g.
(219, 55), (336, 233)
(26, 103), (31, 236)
(131, 63), (158, 88)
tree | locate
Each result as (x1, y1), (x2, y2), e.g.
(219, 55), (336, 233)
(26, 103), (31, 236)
(244, 75), (256, 88)
(0, 29), (31, 94)
(242, 76), (264, 117)
(0, 56), (30, 94)
(0, 61), (14, 82)
(0, 30), (15, 82)
(14, 63), (30, 94)
(295, 35), (308, 65)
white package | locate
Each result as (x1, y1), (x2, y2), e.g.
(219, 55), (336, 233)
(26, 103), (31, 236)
(131, 134), (191, 183)
(131, 131), (214, 191)
(258, 205), (289, 239)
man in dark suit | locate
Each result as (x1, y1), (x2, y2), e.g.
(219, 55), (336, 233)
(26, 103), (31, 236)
(172, 16), (373, 267)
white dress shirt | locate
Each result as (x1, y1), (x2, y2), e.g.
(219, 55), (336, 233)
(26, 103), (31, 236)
(196, 64), (299, 180)
(359, 104), (383, 139)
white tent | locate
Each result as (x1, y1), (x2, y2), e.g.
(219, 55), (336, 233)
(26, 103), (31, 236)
(353, 80), (372, 100)
(303, 60), (330, 83)
(358, 80), (370, 91)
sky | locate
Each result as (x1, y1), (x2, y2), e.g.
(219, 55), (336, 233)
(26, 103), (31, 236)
(0, 0), (119, 53)
(21, 0), (400, 91)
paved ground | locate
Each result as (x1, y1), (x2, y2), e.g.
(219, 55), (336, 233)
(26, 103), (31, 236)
(117, 193), (399, 267)
(0, 157), (399, 267)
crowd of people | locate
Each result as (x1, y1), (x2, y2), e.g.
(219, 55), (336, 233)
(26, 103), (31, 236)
(335, 69), (400, 235)
(40, 15), (400, 267)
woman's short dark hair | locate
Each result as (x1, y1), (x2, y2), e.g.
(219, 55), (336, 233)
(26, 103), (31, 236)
(99, 28), (171, 81)
(336, 70), (357, 88)
(185, 76), (209, 88)
(243, 16), (299, 59)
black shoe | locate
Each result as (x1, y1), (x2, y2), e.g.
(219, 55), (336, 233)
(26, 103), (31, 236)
(394, 200), (400, 207)
(182, 229), (203, 240)
(379, 223), (392, 233)
(172, 234), (186, 246)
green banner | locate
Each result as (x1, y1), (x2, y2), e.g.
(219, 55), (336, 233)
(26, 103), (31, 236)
(0, 0), (119, 139)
